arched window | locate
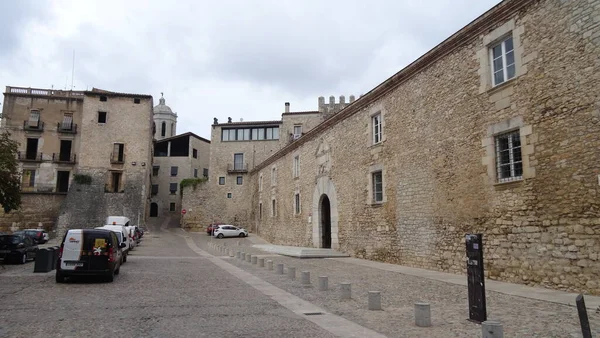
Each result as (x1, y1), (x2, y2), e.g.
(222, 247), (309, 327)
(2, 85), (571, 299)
(153, 122), (156, 136)
(171, 123), (175, 136)
(161, 121), (166, 137)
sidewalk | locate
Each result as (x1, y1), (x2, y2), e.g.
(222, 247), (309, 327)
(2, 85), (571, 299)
(191, 232), (600, 338)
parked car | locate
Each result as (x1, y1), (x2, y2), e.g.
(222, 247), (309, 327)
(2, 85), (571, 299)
(206, 223), (223, 235)
(105, 216), (136, 250)
(213, 225), (248, 239)
(0, 234), (39, 264)
(56, 229), (125, 283)
(15, 229), (49, 244)
(95, 226), (129, 263)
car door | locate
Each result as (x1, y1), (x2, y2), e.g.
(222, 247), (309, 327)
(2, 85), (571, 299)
(219, 226), (231, 237)
(228, 226), (239, 237)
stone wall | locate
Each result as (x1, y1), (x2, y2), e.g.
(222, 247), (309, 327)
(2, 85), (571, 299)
(249, 0), (600, 295)
(0, 194), (65, 237)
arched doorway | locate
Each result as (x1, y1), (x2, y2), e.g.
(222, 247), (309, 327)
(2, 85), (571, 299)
(320, 195), (332, 249)
(150, 203), (158, 217)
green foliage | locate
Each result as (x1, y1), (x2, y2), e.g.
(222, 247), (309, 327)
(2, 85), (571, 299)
(180, 177), (207, 196)
(0, 132), (21, 213)
(73, 174), (92, 185)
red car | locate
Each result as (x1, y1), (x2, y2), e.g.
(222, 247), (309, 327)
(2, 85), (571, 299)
(206, 223), (223, 235)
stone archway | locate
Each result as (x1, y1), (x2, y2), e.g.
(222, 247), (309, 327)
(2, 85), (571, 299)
(312, 176), (339, 249)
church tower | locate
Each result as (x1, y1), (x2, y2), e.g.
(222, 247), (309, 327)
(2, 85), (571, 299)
(153, 93), (177, 140)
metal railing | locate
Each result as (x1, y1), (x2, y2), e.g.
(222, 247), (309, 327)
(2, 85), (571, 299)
(23, 120), (44, 131)
(17, 151), (43, 162)
(57, 122), (77, 133)
(52, 153), (76, 163)
(110, 153), (125, 164)
(227, 163), (248, 173)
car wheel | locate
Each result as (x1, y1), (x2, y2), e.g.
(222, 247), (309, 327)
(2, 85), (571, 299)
(238, 233), (245, 238)
(105, 270), (115, 282)
(20, 252), (27, 264)
(115, 265), (120, 276)
(55, 271), (65, 283)
(122, 254), (127, 263)
(217, 233), (224, 239)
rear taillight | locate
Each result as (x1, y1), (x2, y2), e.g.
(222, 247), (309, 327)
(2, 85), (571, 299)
(58, 246), (64, 259)
(108, 247), (115, 262)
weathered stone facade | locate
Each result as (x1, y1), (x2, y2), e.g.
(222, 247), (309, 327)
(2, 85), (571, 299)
(184, 0), (600, 294)
(0, 194), (65, 235)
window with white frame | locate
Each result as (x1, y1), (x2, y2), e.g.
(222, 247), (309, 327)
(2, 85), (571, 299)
(294, 193), (301, 215)
(293, 125), (302, 137)
(495, 130), (522, 182)
(490, 36), (515, 86)
(372, 171), (383, 203)
(372, 113), (382, 144)
(271, 167), (277, 186)
(293, 155), (300, 178)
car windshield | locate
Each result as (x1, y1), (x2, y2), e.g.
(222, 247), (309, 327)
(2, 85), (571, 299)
(0, 235), (21, 244)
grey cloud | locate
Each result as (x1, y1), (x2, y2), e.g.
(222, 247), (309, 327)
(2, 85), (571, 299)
(0, 1), (45, 57)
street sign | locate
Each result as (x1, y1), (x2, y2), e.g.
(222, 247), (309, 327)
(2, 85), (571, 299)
(181, 209), (186, 215)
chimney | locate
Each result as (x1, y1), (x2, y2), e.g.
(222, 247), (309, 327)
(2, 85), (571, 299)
(349, 95), (355, 103)
(339, 95), (345, 105)
(329, 96), (335, 105)
(285, 102), (290, 113)
(318, 96), (325, 112)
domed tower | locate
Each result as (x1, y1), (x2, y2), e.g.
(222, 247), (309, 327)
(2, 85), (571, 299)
(153, 92), (178, 140)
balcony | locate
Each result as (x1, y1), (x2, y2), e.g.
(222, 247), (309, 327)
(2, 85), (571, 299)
(20, 183), (64, 194)
(52, 153), (76, 164)
(17, 151), (43, 162)
(23, 121), (44, 132)
(227, 163), (248, 173)
(57, 122), (77, 134)
(110, 153), (125, 164)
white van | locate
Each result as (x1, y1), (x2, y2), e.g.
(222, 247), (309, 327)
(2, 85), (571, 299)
(95, 226), (129, 263)
(105, 216), (136, 250)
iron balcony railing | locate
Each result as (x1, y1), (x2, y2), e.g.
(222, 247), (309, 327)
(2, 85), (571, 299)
(52, 153), (76, 164)
(17, 151), (44, 162)
(57, 122), (77, 133)
(23, 120), (44, 131)
(227, 163), (248, 173)
(110, 153), (125, 164)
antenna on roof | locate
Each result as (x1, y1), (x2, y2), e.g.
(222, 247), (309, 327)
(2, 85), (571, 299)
(71, 50), (75, 90)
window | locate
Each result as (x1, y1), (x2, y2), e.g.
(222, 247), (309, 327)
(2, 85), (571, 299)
(194, 169), (198, 178)
(295, 193), (301, 215)
(98, 111), (107, 123)
(21, 169), (35, 190)
(222, 127), (279, 141)
(219, 177), (225, 185)
(293, 155), (300, 178)
(259, 203), (262, 220)
(112, 143), (124, 163)
(100, 96), (107, 102)
(293, 125), (302, 136)
(134, 98), (140, 104)
(169, 183), (177, 194)
(259, 174), (263, 192)
(169, 203), (176, 211)
(372, 113), (382, 144)
(151, 184), (159, 195)
(495, 130), (522, 182)
(25, 138), (39, 160)
(161, 122), (166, 137)
(203, 168), (208, 178)
(234, 153), (244, 170)
(227, 193), (232, 199)
(170, 166), (178, 176)
(491, 36), (515, 86)
(110, 172), (122, 193)
(152, 166), (159, 176)
(61, 113), (73, 130)
(29, 110), (40, 127)
(237, 176), (243, 185)
(271, 199), (277, 217)
(372, 171), (383, 203)
(271, 167), (277, 186)
(193, 148), (198, 158)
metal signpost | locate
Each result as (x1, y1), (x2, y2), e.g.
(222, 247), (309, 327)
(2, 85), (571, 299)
(466, 233), (487, 323)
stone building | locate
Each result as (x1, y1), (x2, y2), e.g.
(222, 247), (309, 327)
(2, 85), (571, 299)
(183, 0), (600, 295)
(151, 132), (210, 217)
(153, 93), (177, 140)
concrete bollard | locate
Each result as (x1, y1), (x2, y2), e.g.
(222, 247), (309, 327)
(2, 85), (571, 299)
(252, 256), (257, 264)
(242, 252), (246, 261)
(482, 321), (503, 338)
(267, 260), (273, 270)
(246, 254), (252, 263)
(318, 276), (328, 291)
(340, 283), (351, 300)
(236, 251), (241, 259)
(229, 249), (234, 257)
(368, 291), (382, 310)
(414, 302), (431, 327)
(258, 258), (265, 267)
(288, 266), (296, 280)
(237, 240), (240, 246)
(301, 271), (310, 285)
(276, 263), (284, 274)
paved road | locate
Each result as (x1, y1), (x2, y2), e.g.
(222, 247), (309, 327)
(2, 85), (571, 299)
(0, 221), (348, 338)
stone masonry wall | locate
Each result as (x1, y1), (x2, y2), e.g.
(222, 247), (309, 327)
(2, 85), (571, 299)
(251, 0), (600, 295)
(0, 194), (65, 237)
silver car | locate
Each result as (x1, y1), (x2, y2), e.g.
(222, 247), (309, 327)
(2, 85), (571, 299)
(213, 225), (248, 238)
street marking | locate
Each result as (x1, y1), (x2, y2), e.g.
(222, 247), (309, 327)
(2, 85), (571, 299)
(182, 235), (387, 338)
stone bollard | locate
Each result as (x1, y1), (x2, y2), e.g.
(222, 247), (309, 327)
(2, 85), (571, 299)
(237, 240), (240, 246)
(246, 254), (252, 263)
(301, 271), (310, 285)
(236, 251), (241, 259)
(229, 249), (234, 257)
(340, 283), (351, 300)
(318, 276), (328, 291)
(252, 256), (257, 264)
(414, 302), (431, 327)
(258, 258), (265, 267)
(267, 260), (273, 270)
(368, 291), (382, 310)
(276, 263), (284, 274)
(482, 321), (503, 338)
(288, 266), (296, 280)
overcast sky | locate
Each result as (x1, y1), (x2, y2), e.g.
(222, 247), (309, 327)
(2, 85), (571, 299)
(1, 0), (501, 139)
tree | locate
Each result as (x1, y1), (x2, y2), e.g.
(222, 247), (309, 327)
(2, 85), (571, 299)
(0, 132), (21, 213)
